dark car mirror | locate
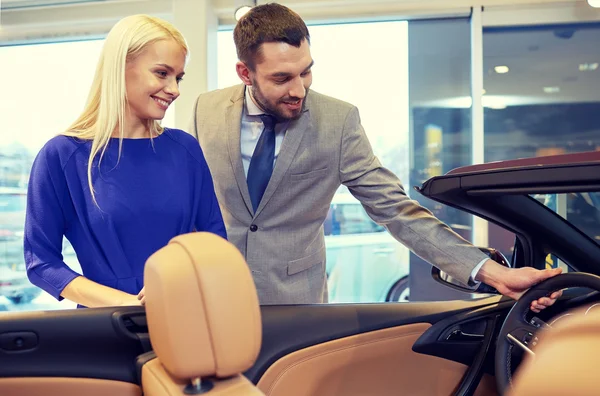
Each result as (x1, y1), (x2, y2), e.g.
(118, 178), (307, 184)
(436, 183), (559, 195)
(431, 247), (511, 294)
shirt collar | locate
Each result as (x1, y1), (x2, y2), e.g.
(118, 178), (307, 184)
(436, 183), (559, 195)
(244, 86), (264, 116)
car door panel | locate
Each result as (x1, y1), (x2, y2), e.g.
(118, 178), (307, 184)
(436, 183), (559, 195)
(0, 297), (504, 396)
(0, 306), (146, 390)
(256, 322), (497, 396)
(245, 297), (504, 385)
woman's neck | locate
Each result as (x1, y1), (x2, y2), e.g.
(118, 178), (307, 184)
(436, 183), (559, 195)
(113, 115), (152, 139)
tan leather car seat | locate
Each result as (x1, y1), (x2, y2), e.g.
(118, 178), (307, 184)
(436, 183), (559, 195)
(509, 307), (600, 396)
(141, 232), (264, 396)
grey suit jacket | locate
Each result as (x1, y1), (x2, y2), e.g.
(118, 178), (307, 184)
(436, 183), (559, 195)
(190, 84), (488, 304)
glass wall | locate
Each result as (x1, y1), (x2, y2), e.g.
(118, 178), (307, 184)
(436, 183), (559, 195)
(483, 23), (600, 161)
(406, 18), (479, 301)
(483, 23), (600, 256)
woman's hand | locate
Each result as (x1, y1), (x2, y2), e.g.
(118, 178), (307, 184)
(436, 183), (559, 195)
(137, 287), (146, 306)
(62, 276), (142, 307)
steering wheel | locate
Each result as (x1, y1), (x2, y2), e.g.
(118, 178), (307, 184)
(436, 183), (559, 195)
(495, 272), (600, 395)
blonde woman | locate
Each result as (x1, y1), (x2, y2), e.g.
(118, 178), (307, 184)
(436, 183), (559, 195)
(24, 15), (226, 308)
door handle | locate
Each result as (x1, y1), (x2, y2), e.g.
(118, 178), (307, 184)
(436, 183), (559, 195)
(446, 329), (484, 341)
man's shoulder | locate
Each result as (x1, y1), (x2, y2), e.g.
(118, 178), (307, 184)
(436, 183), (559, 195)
(306, 91), (358, 129)
(307, 90), (356, 113)
(195, 85), (244, 108)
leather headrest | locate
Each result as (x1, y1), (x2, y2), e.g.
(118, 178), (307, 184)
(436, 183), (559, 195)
(144, 232), (262, 380)
(509, 307), (600, 395)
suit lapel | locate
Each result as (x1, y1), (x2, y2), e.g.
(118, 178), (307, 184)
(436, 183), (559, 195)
(226, 86), (254, 215)
(254, 108), (311, 217)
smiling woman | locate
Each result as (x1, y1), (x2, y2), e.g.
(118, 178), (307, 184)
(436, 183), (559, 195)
(0, 25), (183, 313)
(22, 14), (227, 310)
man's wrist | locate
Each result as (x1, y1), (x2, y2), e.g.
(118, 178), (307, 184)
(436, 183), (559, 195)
(470, 258), (488, 285)
(474, 259), (510, 289)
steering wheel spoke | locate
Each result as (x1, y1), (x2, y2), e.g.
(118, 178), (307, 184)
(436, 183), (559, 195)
(506, 328), (537, 357)
(505, 316), (552, 356)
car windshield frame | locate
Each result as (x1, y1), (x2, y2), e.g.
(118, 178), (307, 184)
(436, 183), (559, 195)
(417, 156), (600, 275)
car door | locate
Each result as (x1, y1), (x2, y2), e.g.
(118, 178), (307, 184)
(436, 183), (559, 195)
(0, 294), (504, 396)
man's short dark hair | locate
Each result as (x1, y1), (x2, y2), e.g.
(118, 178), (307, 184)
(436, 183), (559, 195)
(234, 3), (310, 70)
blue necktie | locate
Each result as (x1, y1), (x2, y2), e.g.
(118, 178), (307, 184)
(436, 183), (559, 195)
(247, 115), (277, 213)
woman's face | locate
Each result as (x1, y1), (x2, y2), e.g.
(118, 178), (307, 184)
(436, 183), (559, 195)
(125, 39), (186, 125)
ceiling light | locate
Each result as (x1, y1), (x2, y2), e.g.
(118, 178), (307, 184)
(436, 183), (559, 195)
(543, 86), (560, 94)
(235, 5), (253, 21)
(494, 65), (510, 74)
(588, 0), (600, 8)
(579, 63), (599, 71)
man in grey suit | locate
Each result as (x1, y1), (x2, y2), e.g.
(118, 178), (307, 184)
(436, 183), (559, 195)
(189, 3), (561, 310)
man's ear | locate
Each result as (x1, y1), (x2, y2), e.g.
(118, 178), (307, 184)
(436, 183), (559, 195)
(236, 61), (252, 86)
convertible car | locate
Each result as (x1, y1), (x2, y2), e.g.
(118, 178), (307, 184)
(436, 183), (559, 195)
(1, 150), (599, 396)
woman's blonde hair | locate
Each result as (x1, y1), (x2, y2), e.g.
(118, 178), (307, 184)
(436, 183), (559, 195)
(63, 14), (188, 206)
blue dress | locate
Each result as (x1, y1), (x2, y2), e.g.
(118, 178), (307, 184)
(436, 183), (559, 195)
(24, 128), (227, 300)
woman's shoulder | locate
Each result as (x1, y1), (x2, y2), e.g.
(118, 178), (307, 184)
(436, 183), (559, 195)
(161, 128), (206, 161)
(161, 128), (198, 146)
(36, 134), (87, 169)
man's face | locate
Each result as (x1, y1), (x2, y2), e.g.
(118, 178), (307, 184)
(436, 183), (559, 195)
(243, 39), (313, 121)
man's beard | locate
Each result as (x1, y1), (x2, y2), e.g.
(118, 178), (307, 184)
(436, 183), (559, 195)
(250, 80), (307, 122)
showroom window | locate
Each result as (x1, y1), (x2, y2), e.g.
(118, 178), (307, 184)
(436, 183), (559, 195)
(406, 18), (480, 302)
(483, 23), (600, 162)
(484, 23), (600, 256)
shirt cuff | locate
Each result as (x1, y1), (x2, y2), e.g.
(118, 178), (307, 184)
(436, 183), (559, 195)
(469, 258), (489, 285)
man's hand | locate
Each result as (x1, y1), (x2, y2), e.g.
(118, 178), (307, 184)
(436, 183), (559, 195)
(137, 287), (146, 306)
(476, 259), (563, 313)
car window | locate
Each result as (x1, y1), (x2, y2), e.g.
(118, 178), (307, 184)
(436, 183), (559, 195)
(324, 203), (385, 236)
(567, 192), (600, 243)
(546, 253), (571, 273)
(532, 192), (600, 247)
(530, 192), (600, 273)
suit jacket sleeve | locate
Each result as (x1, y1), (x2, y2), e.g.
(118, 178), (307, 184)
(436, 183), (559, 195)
(338, 106), (489, 287)
(188, 95), (200, 140)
